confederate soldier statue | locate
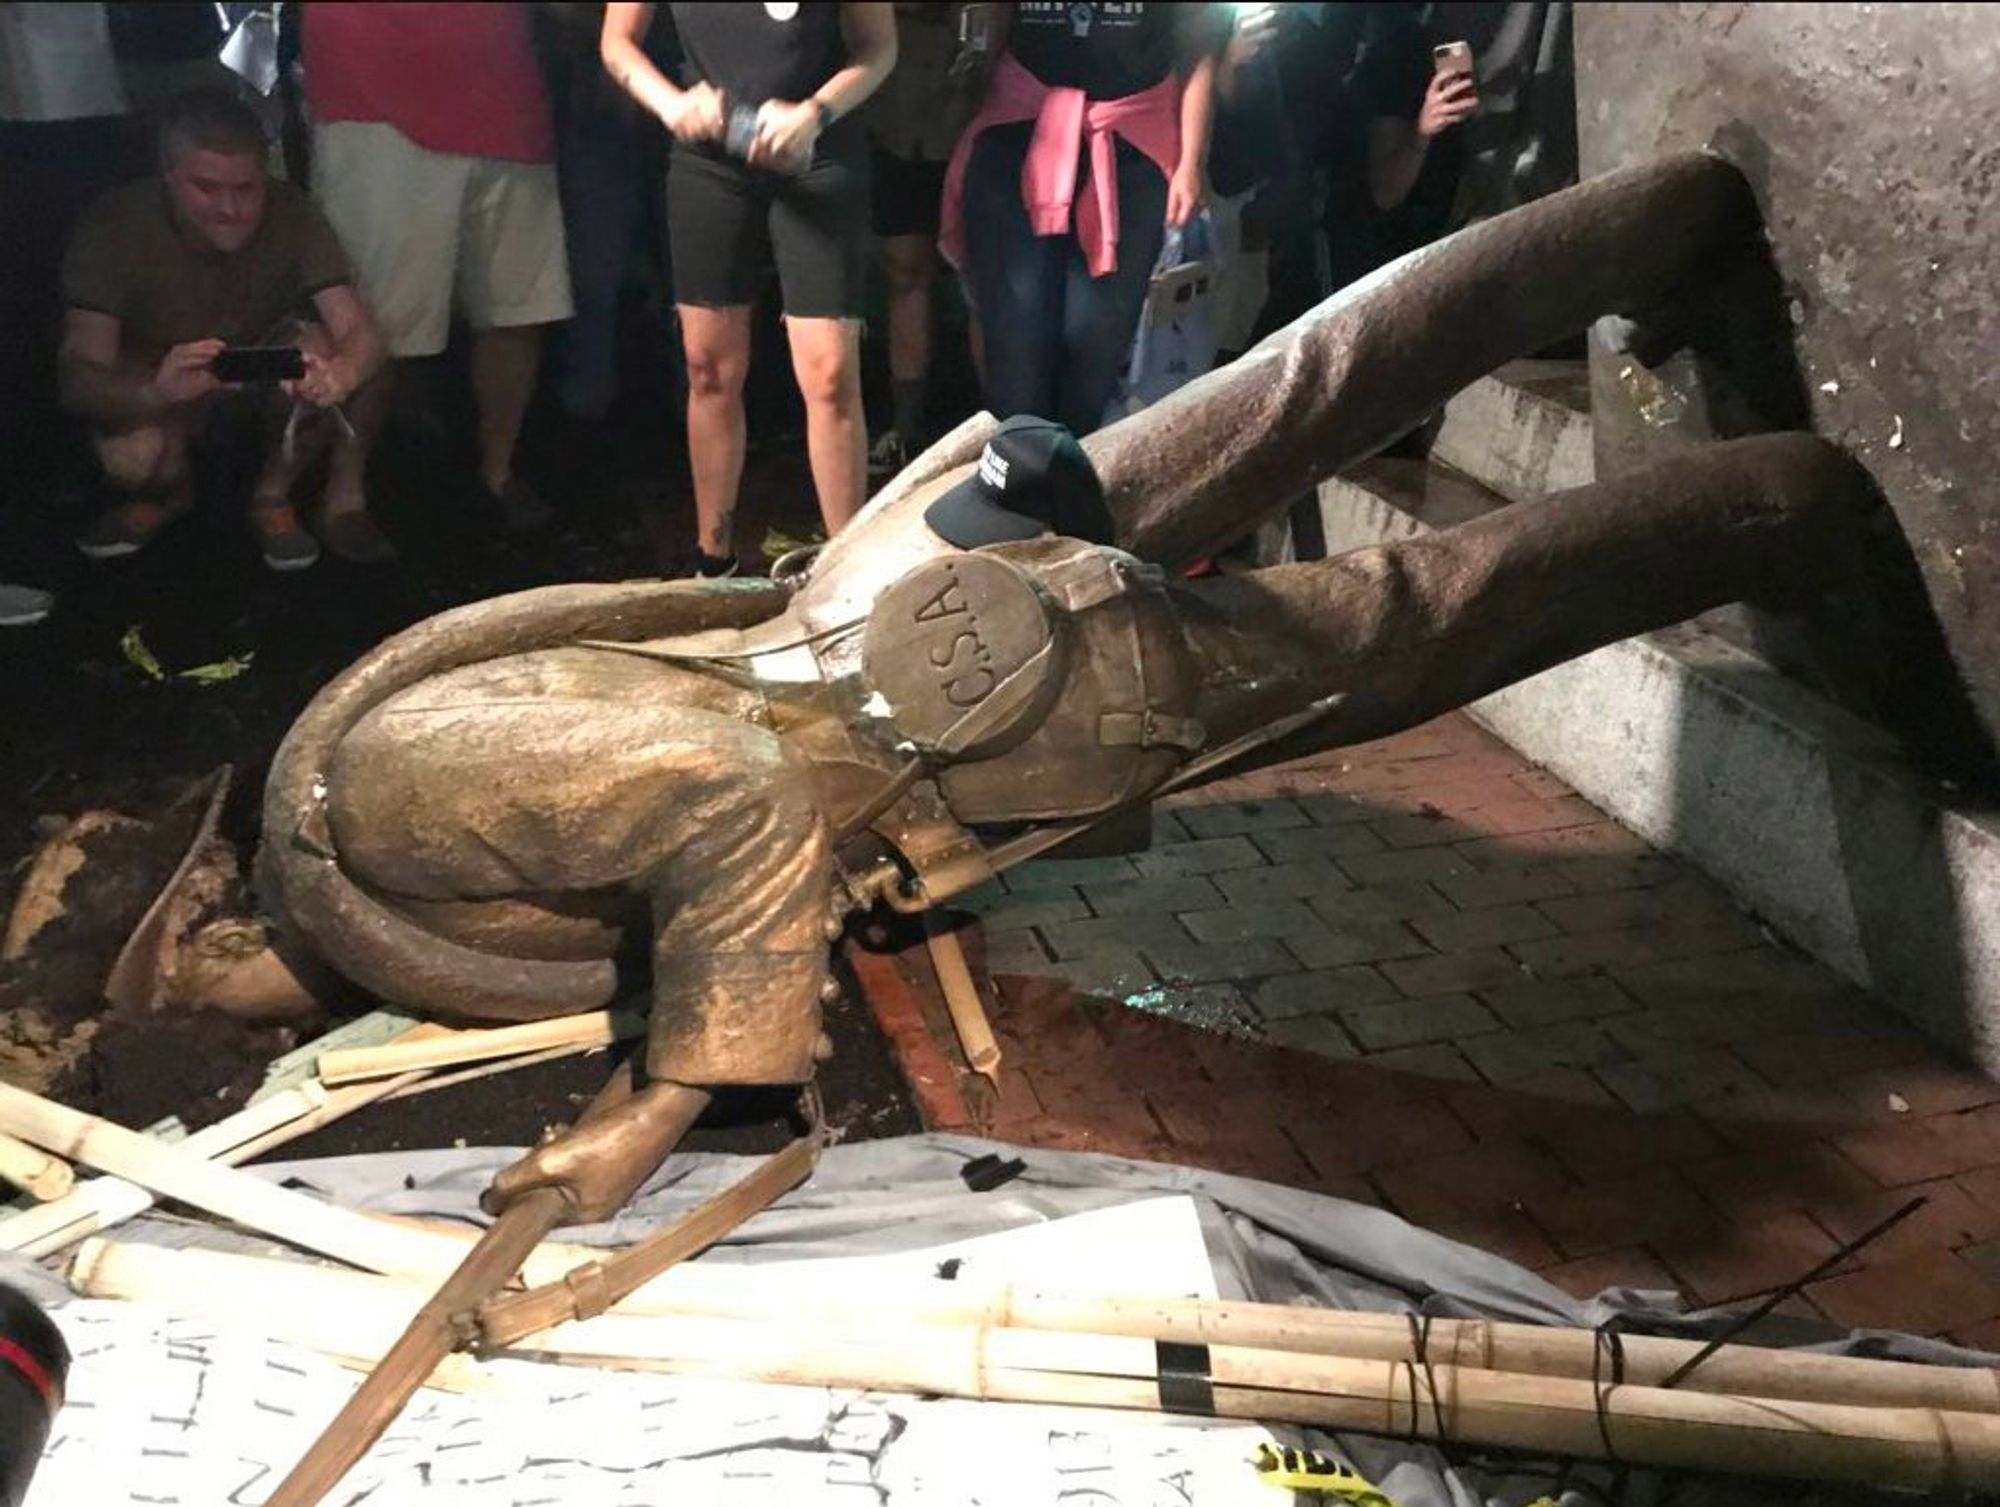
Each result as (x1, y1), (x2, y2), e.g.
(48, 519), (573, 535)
(259, 153), (1904, 1226)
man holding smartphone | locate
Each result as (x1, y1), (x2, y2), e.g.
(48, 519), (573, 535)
(58, 85), (385, 571)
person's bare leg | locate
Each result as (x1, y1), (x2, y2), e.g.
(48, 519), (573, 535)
(785, 315), (866, 535)
(96, 422), (189, 503)
(967, 308), (986, 390)
(883, 235), (936, 444)
(322, 370), (389, 521)
(81, 419), (193, 556)
(315, 369), (395, 561)
(679, 304), (753, 560)
(470, 322), (545, 495)
(250, 405), (315, 511)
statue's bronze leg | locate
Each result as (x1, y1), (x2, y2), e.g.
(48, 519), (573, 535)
(1180, 433), (1885, 766)
(1089, 152), (1759, 566)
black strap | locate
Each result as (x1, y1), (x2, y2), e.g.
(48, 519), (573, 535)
(1155, 1340), (1216, 1416)
(1591, 1314), (1629, 1464)
(1656, 1194), (1928, 1391)
(1404, 1309), (1448, 1443)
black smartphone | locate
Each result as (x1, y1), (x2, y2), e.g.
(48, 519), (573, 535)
(212, 345), (305, 384)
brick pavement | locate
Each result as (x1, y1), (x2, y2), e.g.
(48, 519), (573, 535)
(848, 712), (2000, 1344)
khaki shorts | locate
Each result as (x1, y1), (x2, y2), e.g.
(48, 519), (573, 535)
(312, 120), (573, 359)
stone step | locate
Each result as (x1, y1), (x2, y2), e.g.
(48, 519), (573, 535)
(1316, 455), (1505, 557)
(1313, 375), (2000, 1074)
(1431, 359), (1595, 500)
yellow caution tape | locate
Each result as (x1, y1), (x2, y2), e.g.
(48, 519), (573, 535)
(760, 526), (825, 558)
(120, 625), (166, 681)
(1252, 1442), (1398, 1503)
(177, 652), (255, 683)
(119, 626), (254, 684)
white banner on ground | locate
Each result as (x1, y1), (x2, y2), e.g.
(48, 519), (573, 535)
(30, 1197), (1296, 1506)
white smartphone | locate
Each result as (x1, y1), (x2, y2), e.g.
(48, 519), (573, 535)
(1432, 40), (1474, 78)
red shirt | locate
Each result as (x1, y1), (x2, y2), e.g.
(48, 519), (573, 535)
(301, 3), (553, 164)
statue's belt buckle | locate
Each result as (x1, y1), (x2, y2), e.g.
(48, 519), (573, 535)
(1098, 709), (1205, 752)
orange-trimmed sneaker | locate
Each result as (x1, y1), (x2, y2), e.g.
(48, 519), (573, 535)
(75, 496), (190, 559)
(252, 502), (321, 572)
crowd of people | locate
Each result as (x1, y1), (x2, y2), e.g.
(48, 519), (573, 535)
(0, 1), (1575, 622)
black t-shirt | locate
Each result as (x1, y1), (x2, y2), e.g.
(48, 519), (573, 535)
(106, 3), (225, 66)
(664, 1), (859, 150)
(1320, 6), (1465, 289)
(1008, 2), (1222, 101)
(1208, 5), (1364, 197)
(1351, 10), (1463, 246)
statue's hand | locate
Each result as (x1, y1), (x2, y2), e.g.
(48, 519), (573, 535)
(482, 1082), (711, 1224)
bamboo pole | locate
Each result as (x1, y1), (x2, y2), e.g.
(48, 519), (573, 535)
(988, 1292), (2000, 1416)
(0, 1073), (435, 1258)
(220, 1072), (429, 1165)
(0, 1080), (337, 1258)
(0, 1022), (458, 1258)
(69, 1236), (2000, 1416)
(0, 1131), (73, 1202)
(924, 916), (1001, 1082)
(478, 1266), (2000, 1418)
(68, 1239), (2000, 1493)
(315, 1008), (641, 1086)
(376, 1042), (591, 1103)
(0, 1080), (476, 1277)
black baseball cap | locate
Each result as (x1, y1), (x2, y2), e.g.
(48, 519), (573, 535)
(924, 415), (1115, 548)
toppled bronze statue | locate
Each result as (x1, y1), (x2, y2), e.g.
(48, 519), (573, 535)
(259, 153), (1895, 1222)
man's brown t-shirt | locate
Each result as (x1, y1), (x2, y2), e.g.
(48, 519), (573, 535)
(61, 178), (352, 365)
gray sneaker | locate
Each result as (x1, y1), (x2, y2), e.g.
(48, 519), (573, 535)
(76, 496), (190, 559)
(253, 504), (321, 572)
(0, 584), (53, 626)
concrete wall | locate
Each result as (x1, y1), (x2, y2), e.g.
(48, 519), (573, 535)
(1574, 4), (2000, 776)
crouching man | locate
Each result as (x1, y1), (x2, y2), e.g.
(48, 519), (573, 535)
(58, 86), (388, 571)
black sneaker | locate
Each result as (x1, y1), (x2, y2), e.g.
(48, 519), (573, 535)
(867, 429), (908, 479)
(322, 507), (398, 564)
(490, 476), (556, 533)
(689, 550), (738, 580)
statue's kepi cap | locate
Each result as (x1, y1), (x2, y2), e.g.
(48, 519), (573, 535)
(924, 415), (1115, 548)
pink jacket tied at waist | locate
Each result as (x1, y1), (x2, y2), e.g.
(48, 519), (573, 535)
(941, 53), (1182, 279)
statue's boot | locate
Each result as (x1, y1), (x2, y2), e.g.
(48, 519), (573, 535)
(1178, 432), (1887, 766)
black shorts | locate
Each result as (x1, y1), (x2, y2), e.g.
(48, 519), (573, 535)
(666, 145), (868, 318)
(869, 146), (946, 239)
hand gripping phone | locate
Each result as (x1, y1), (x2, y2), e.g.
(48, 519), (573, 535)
(211, 345), (306, 384)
